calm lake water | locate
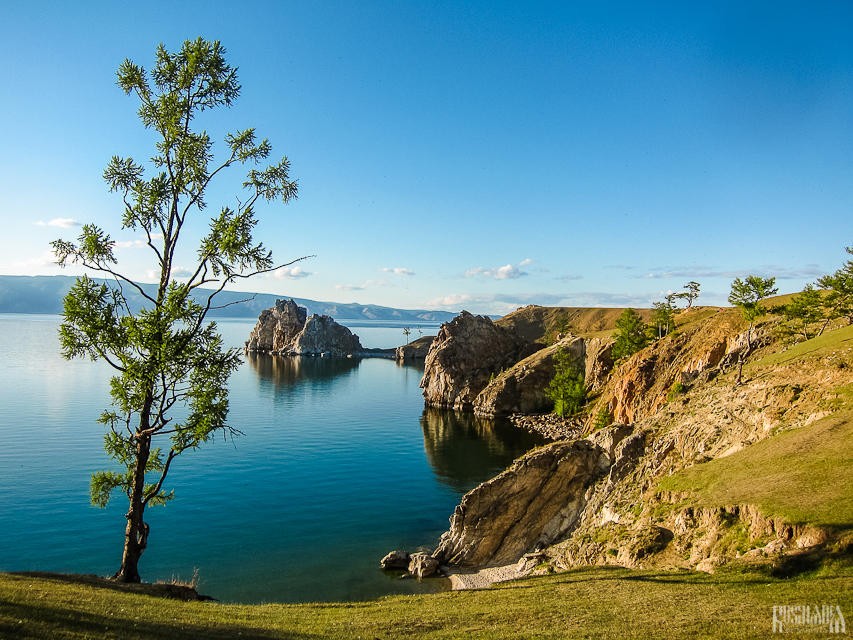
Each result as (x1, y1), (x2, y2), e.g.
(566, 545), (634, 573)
(0, 314), (545, 604)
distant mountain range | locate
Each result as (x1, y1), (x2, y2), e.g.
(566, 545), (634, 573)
(0, 275), (459, 323)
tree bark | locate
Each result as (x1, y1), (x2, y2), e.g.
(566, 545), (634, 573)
(114, 422), (152, 582)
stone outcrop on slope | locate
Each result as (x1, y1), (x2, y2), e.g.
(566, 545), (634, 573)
(245, 299), (362, 356)
(473, 336), (585, 417)
(433, 440), (610, 568)
(420, 311), (532, 410)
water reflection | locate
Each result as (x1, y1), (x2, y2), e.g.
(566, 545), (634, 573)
(244, 352), (361, 388)
(420, 407), (547, 494)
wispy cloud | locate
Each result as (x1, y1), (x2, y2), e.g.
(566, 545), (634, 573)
(337, 279), (376, 291)
(465, 259), (532, 280)
(6, 250), (61, 271)
(34, 218), (82, 228)
(379, 267), (415, 276)
(636, 264), (825, 280)
(171, 267), (194, 278)
(423, 289), (692, 315)
(275, 266), (312, 280)
(557, 274), (583, 281)
(115, 239), (148, 249)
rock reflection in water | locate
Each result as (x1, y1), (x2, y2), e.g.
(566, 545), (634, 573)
(420, 407), (547, 494)
(244, 352), (361, 390)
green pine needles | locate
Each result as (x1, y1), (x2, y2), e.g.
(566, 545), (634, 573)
(52, 38), (302, 583)
(547, 348), (587, 417)
(612, 308), (649, 363)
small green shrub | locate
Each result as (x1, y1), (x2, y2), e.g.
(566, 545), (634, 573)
(592, 406), (613, 430)
(667, 381), (684, 402)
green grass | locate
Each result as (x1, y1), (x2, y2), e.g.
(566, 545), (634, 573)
(754, 323), (853, 368)
(2, 563), (853, 639)
(659, 404), (853, 528)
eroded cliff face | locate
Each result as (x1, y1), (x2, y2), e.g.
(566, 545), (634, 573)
(420, 311), (530, 410)
(593, 308), (776, 427)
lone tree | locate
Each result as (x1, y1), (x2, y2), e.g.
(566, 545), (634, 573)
(728, 275), (778, 385)
(778, 284), (826, 344)
(680, 281), (701, 309)
(650, 300), (676, 339)
(52, 38), (301, 583)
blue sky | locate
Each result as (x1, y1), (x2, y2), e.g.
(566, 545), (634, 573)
(1, 1), (850, 315)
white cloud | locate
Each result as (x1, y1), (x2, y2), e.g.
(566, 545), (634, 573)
(115, 239), (148, 249)
(275, 266), (312, 279)
(379, 267), (415, 276)
(557, 274), (583, 281)
(171, 267), (193, 278)
(636, 264), (825, 280)
(7, 250), (61, 270)
(34, 218), (82, 228)
(465, 260), (530, 280)
(336, 282), (367, 291)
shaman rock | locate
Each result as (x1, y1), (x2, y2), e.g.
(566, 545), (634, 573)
(433, 440), (610, 569)
(287, 314), (363, 356)
(420, 311), (529, 410)
(245, 298), (307, 352)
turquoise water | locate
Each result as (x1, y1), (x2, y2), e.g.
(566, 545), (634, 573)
(0, 314), (545, 604)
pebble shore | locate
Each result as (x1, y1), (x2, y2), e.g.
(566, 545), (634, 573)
(509, 413), (584, 441)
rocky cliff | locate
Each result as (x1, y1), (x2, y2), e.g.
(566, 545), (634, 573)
(420, 311), (532, 410)
(246, 298), (362, 356)
(433, 440), (609, 568)
(420, 304), (853, 582)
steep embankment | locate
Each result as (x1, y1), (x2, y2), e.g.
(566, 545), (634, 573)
(433, 303), (853, 585)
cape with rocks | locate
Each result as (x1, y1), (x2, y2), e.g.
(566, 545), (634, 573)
(381, 303), (853, 585)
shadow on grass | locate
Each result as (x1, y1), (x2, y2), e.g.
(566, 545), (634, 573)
(8, 572), (207, 601)
(1, 572), (331, 640)
(0, 598), (312, 640)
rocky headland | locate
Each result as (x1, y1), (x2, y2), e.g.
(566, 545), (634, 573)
(385, 303), (853, 585)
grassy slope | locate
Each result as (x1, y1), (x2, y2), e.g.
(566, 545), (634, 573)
(2, 564), (852, 639)
(659, 324), (853, 528)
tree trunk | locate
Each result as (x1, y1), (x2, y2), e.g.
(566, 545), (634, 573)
(734, 323), (754, 387)
(114, 432), (152, 583)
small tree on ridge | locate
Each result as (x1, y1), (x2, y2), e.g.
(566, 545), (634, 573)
(728, 275), (778, 385)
